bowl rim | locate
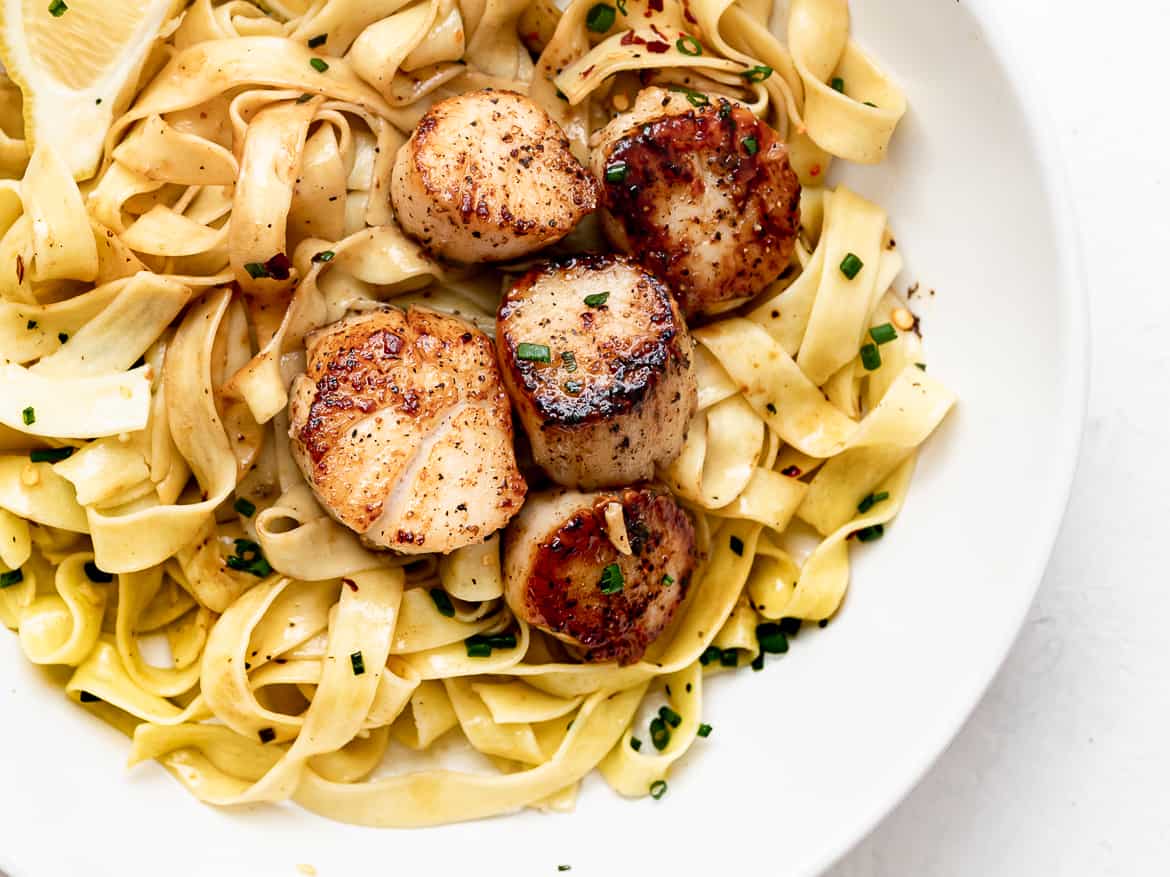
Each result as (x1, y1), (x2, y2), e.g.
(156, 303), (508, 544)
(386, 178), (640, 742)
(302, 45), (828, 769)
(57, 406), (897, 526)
(813, 1), (1090, 871)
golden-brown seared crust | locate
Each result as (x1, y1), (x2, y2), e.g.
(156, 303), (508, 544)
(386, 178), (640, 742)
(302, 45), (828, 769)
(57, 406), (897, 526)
(390, 89), (598, 263)
(496, 254), (697, 488)
(288, 306), (527, 553)
(504, 485), (697, 665)
(593, 88), (801, 317)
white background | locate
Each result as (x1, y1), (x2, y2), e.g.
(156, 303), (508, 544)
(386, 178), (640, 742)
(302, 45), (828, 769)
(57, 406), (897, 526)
(832, 1), (1170, 873)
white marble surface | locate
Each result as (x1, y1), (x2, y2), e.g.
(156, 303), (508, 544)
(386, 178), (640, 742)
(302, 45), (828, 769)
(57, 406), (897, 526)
(831, 2), (1170, 873)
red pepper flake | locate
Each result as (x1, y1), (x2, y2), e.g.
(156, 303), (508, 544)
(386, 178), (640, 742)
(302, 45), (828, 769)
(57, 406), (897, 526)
(780, 465), (802, 477)
(645, 40), (669, 53)
(648, 0), (663, 10)
(264, 252), (292, 280)
(15, 254), (23, 284)
(683, 2), (697, 23)
(342, 577), (359, 592)
(621, 30), (645, 45)
(649, 22), (667, 40)
(581, 64), (596, 77)
(809, 164), (822, 177)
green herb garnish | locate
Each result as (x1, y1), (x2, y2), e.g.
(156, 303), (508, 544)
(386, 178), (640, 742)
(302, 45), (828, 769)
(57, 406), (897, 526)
(430, 587), (455, 618)
(585, 3), (615, 32)
(30, 447), (73, 463)
(309, 57), (329, 73)
(839, 252), (863, 279)
(860, 343), (881, 371)
(649, 780), (668, 799)
(233, 497), (256, 517)
(226, 539), (272, 577)
(742, 65), (772, 83)
(742, 136), (759, 155)
(869, 323), (897, 345)
(350, 650), (365, 675)
(857, 490), (889, 514)
(21, 407), (34, 426)
(599, 562), (624, 594)
(676, 34), (702, 56)
(516, 342), (551, 363)
(583, 291), (610, 308)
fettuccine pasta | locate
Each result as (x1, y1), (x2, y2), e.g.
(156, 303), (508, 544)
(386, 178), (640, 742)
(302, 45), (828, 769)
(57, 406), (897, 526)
(0, 0), (953, 826)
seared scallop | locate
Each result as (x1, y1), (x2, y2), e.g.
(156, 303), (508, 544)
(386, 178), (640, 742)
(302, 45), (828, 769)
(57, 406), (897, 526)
(497, 254), (697, 489)
(288, 306), (527, 554)
(504, 485), (696, 664)
(390, 89), (599, 263)
(592, 87), (801, 317)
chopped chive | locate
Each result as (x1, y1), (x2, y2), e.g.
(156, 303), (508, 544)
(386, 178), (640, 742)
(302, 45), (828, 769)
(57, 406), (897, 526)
(668, 85), (709, 107)
(21, 407), (34, 426)
(719, 649), (738, 668)
(486, 633), (517, 649)
(742, 65), (772, 83)
(25, 319), (36, 329)
(855, 524), (885, 543)
(307, 33), (327, 48)
(649, 779), (668, 799)
(30, 447), (73, 463)
(860, 343), (881, 371)
(615, 0), (627, 12)
(604, 161), (628, 183)
(244, 262), (269, 279)
(697, 723), (712, 738)
(915, 362), (927, 371)
(741, 136), (759, 156)
(48, 0), (67, 16)
(296, 92), (314, 103)
(0, 569), (23, 588)
(751, 653), (765, 671)
(839, 252), (864, 279)
(516, 342), (551, 363)
(630, 736), (642, 751)
(429, 587), (456, 617)
(676, 34), (702, 56)
(765, 402), (777, 414)
(729, 535), (744, 556)
(661, 573), (674, 586)
(233, 497), (256, 517)
(225, 539), (272, 577)
(779, 617), (802, 636)
(658, 705), (682, 728)
(830, 76), (845, 93)
(555, 86), (568, 102)
(585, 3), (615, 32)
(649, 716), (670, 750)
(83, 562), (113, 583)
(756, 622), (789, 654)
(561, 350), (578, 372)
(466, 640), (492, 657)
(57, 332), (68, 343)
(311, 250), (335, 263)
(699, 646), (723, 666)
(869, 323), (897, 345)
(563, 380), (583, 395)
(350, 650), (365, 675)
(864, 101), (878, 108)
(258, 727), (276, 744)
(857, 490), (890, 514)
(558, 868), (572, 873)
(583, 291), (610, 308)
(599, 562), (624, 594)
(78, 690), (100, 703)
(309, 57), (329, 73)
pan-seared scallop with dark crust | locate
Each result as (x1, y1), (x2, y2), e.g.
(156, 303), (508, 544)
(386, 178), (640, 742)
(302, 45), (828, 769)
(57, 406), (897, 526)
(497, 255), (697, 489)
(504, 485), (697, 665)
(391, 89), (598, 263)
(288, 306), (527, 555)
(592, 87), (801, 317)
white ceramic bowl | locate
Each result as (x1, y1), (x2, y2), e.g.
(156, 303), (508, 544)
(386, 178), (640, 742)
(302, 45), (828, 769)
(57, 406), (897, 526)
(0, 1), (1086, 874)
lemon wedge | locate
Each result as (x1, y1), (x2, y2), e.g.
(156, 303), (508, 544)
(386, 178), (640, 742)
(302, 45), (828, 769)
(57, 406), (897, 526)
(0, 0), (179, 180)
